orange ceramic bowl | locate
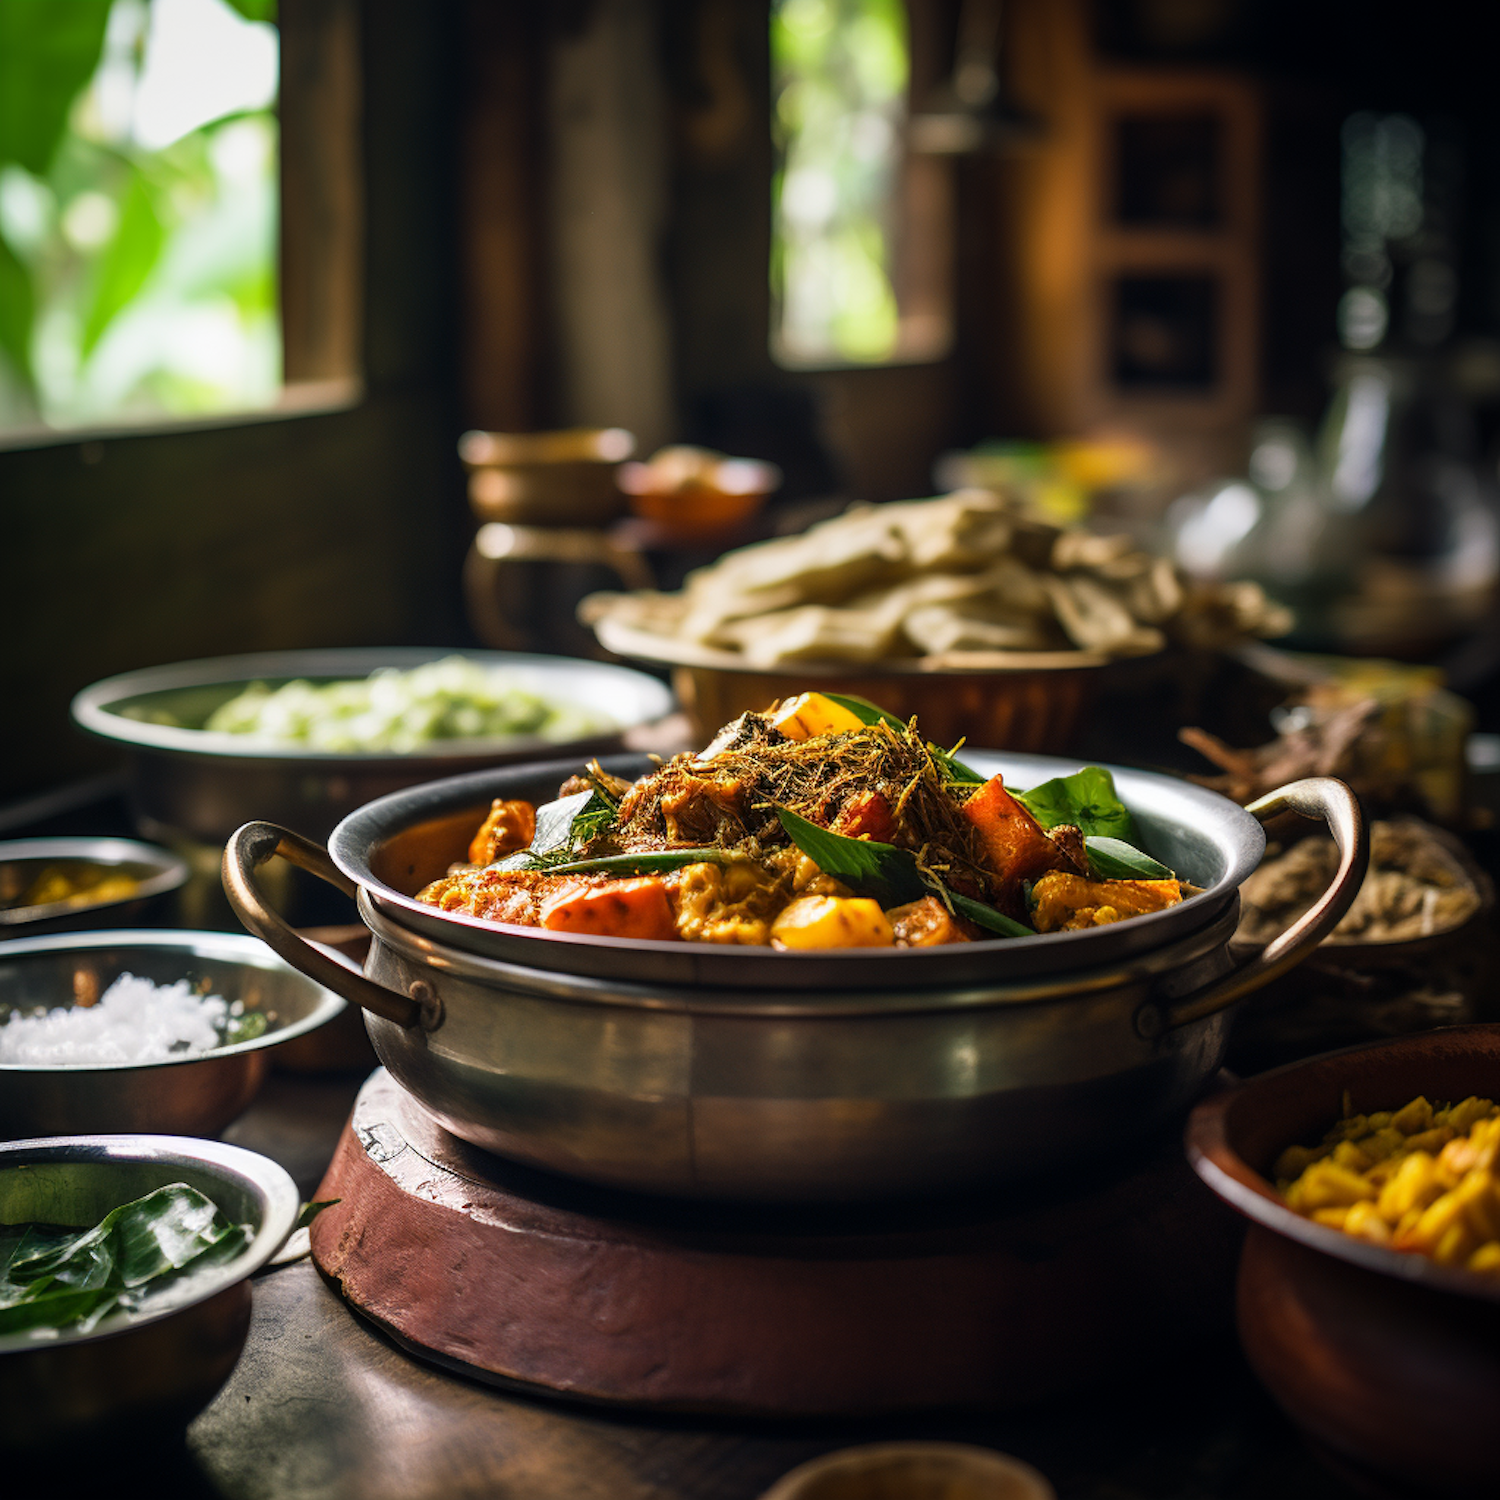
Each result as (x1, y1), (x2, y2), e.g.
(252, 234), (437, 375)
(618, 457), (780, 538)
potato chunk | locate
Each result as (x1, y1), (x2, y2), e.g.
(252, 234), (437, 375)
(767, 692), (866, 741)
(769, 895), (895, 949)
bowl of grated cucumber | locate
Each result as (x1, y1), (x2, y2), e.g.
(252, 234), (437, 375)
(71, 647), (677, 846)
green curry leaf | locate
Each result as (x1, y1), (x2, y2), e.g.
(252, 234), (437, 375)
(775, 807), (1035, 938)
(774, 806), (927, 908)
(1015, 766), (1140, 843)
(295, 1199), (340, 1230)
(946, 891), (1035, 938)
(1083, 836), (1174, 881)
(534, 848), (739, 877)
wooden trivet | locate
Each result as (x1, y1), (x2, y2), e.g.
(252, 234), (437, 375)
(311, 1069), (1239, 1416)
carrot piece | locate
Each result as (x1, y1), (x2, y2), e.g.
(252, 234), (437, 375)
(539, 877), (679, 941)
(468, 798), (538, 865)
(961, 774), (1069, 901)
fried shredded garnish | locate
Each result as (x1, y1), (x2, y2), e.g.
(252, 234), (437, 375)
(417, 702), (1177, 947)
(587, 715), (997, 899)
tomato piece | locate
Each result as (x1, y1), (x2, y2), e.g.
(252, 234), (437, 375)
(539, 877), (679, 941)
(830, 789), (896, 843)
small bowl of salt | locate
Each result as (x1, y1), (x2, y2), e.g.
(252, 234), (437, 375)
(0, 930), (345, 1137)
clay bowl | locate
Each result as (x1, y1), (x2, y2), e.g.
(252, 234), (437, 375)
(460, 426), (635, 526)
(1187, 1025), (1500, 1496)
(618, 456), (781, 540)
(590, 613), (1109, 754)
(758, 1443), (1055, 1500)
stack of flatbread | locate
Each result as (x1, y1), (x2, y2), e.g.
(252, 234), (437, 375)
(584, 488), (1291, 669)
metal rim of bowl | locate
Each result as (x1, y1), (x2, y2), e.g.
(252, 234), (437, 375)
(69, 647), (676, 763)
(356, 881), (1244, 1018)
(0, 928), (346, 1074)
(0, 836), (191, 929)
(0, 1133), (299, 1355)
(1186, 1025), (1500, 1306)
(333, 747), (1266, 990)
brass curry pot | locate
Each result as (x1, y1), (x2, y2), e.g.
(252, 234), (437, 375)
(222, 752), (1366, 1203)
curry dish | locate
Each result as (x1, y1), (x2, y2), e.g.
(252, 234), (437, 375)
(418, 693), (1183, 948)
(1277, 1093), (1500, 1279)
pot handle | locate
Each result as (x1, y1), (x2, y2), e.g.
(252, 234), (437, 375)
(222, 822), (429, 1030)
(1152, 777), (1367, 1034)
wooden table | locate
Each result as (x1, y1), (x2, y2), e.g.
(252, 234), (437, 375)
(16, 780), (1485, 1497)
(12, 1068), (1356, 1500)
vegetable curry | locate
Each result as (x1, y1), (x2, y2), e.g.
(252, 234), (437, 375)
(418, 693), (1183, 948)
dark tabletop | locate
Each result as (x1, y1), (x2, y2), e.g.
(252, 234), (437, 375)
(4, 777), (1456, 1499)
(0, 1068), (1348, 1500)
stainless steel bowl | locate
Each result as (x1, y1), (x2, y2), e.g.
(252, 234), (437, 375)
(326, 750), (1279, 987)
(0, 836), (190, 936)
(0, 930), (346, 1138)
(0, 1134), (299, 1449)
(224, 752), (1367, 1202)
(71, 647), (676, 845)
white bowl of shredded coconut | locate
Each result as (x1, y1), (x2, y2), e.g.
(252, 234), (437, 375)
(0, 930), (346, 1137)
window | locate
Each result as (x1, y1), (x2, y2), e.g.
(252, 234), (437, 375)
(771, 0), (948, 368)
(0, 0), (279, 435)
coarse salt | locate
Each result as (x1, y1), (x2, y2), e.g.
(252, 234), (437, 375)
(0, 972), (238, 1065)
